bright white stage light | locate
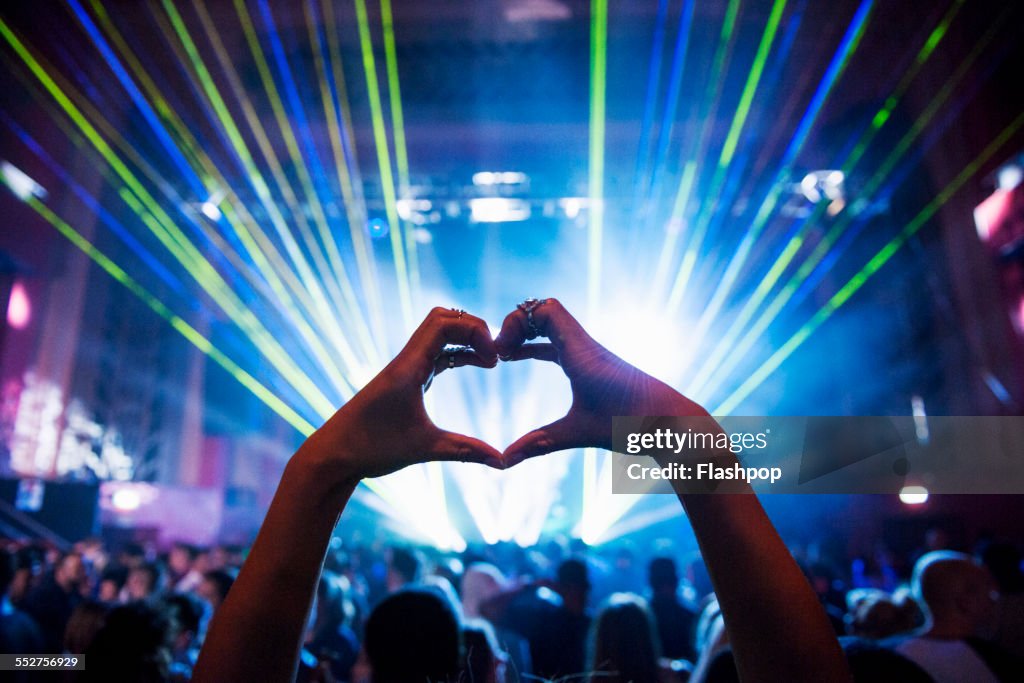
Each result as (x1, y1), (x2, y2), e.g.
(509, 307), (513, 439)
(7, 282), (31, 330)
(800, 173), (821, 203)
(590, 306), (694, 384)
(470, 198), (531, 223)
(200, 201), (222, 221)
(472, 171), (528, 186)
(997, 164), (1022, 191)
(1, 161), (47, 201)
(899, 485), (929, 505)
(799, 170), (845, 204)
(430, 355), (573, 547)
(561, 197), (582, 219)
(397, 198), (432, 221)
(111, 488), (142, 511)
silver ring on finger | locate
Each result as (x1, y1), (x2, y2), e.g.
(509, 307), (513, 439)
(517, 298), (548, 339)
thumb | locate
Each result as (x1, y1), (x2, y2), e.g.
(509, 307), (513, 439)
(502, 414), (584, 468)
(428, 429), (504, 469)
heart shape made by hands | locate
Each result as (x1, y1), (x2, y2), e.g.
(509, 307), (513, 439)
(424, 299), (708, 469)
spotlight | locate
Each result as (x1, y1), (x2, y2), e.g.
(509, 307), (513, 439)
(7, 282), (31, 330)
(800, 173), (822, 203)
(899, 485), (929, 505)
(397, 198), (432, 222)
(469, 198), (531, 223)
(1, 161), (47, 201)
(111, 488), (142, 511)
(798, 169), (846, 204)
(472, 171), (529, 187)
(561, 197), (583, 219)
(997, 164), (1022, 191)
(200, 201), (222, 221)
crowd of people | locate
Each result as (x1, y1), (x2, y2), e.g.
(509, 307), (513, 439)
(1, 301), (1022, 682)
(1, 530), (1022, 682)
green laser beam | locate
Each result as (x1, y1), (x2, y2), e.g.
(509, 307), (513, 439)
(380, 0), (421, 301)
(3, 185), (319, 436)
(665, 0), (788, 313)
(224, 0), (380, 366)
(687, 0), (874, 356)
(0, 15), (340, 417)
(354, 0), (415, 331)
(84, 0), (358, 378)
(162, 0), (371, 376)
(692, 3), (1003, 399)
(588, 0), (608, 317)
(651, 0), (741, 295)
(307, 0), (388, 352)
(713, 109), (1024, 414)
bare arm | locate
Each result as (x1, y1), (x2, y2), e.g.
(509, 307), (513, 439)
(192, 308), (502, 683)
(495, 299), (851, 683)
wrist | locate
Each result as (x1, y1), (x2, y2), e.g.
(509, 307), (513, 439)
(291, 432), (362, 492)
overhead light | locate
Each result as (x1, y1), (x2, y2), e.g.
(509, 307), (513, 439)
(472, 171), (529, 186)
(111, 488), (142, 512)
(799, 170), (845, 204)
(199, 189), (225, 221)
(470, 198), (531, 223)
(997, 164), (1022, 191)
(1, 161), (47, 202)
(561, 197), (583, 219)
(7, 282), (31, 330)
(200, 201), (222, 221)
(898, 485), (929, 505)
(800, 173), (821, 203)
(397, 198), (433, 222)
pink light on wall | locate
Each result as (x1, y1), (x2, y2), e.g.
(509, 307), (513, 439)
(7, 282), (30, 329)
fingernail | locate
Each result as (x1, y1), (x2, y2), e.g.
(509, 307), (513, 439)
(498, 354), (512, 362)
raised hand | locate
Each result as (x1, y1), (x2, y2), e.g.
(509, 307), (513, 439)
(494, 298), (711, 467)
(303, 307), (503, 480)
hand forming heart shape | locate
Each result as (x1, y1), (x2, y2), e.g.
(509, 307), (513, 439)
(302, 299), (712, 482)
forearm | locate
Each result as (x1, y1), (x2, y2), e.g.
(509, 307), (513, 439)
(192, 444), (358, 683)
(675, 486), (849, 682)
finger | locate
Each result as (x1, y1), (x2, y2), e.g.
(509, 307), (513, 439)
(431, 348), (496, 379)
(495, 308), (531, 358)
(427, 429), (504, 469)
(502, 414), (585, 468)
(495, 298), (589, 358)
(505, 343), (559, 364)
(413, 308), (498, 365)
